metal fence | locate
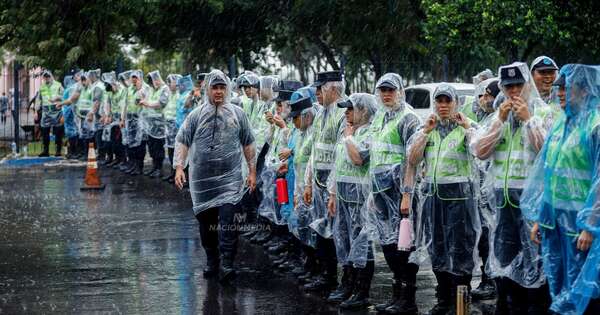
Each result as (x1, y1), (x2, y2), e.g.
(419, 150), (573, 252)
(0, 69), (45, 158)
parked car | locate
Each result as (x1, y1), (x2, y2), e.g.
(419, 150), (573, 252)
(404, 83), (475, 120)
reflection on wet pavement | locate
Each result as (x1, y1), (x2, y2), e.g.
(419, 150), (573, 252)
(0, 166), (494, 314)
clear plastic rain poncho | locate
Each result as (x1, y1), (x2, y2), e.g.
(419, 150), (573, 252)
(62, 75), (79, 138)
(521, 64), (600, 314)
(259, 77), (297, 226)
(174, 70), (256, 214)
(123, 70), (149, 148)
(75, 71), (97, 140)
(369, 73), (422, 245)
(287, 92), (318, 247)
(175, 75), (194, 129)
(305, 80), (347, 238)
(164, 74), (182, 148)
(86, 69), (107, 131)
(100, 71), (121, 143)
(37, 71), (64, 128)
(407, 83), (482, 275)
(327, 93), (378, 268)
(141, 70), (169, 139)
(470, 62), (554, 288)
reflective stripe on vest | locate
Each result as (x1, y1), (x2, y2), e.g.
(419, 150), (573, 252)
(423, 125), (471, 184)
(369, 107), (413, 173)
(545, 113), (600, 211)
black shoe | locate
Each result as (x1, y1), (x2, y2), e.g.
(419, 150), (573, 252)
(149, 169), (162, 178)
(124, 164), (136, 174)
(119, 162), (131, 172)
(55, 151), (62, 157)
(203, 264), (219, 278)
(340, 265), (373, 310)
(131, 165), (143, 176)
(38, 151), (50, 157)
(428, 302), (451, 315)
(386, 284), (418, 314)
(107, 159), (119, 167)
(291, 265), (305, 276)
(375, 280), (403, 312)
(143, 168), (154, 176)
(472, 278), (496, 301)
(340, 292), (370, 310)
(326, 267), (355, 303)
(219, 265), (236, 284)
(303, 276), (335, 292)
(268, 242), (289, 254)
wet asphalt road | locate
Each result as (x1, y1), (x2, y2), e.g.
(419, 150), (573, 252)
(0, 163), (494, 314)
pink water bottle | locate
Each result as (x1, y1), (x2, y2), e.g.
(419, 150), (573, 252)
(397, 216), (413, 251)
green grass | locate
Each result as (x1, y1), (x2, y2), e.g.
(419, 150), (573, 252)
(1, 141), (66, 158)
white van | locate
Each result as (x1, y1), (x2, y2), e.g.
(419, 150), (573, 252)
(404, 83), (475, 120)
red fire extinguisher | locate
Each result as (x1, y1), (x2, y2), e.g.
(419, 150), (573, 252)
(276, 177), (289, 204)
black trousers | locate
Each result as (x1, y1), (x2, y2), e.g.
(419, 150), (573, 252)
(109, 125), (125, 161)
(147, 137), (165, 169)
(195, 203), (241, 266)
(41, 125), (64, 154)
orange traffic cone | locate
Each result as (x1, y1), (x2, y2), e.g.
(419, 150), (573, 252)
(80, 143), (106, 191)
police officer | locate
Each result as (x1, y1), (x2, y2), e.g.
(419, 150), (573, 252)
(162, 74), (182, 183)
(140, 70), (169, 178)
(327, 93), (377, 309)
(369, 73), (421, 314)
(522, 64), (600, 315)
(472, 62), (553, 314)
(302, 71), (346, 294)
(123, 70), (150, 176)
(407, 84), (481, 314)
(36, 70), (64, 157)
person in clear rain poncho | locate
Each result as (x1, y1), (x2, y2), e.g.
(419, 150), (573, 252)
(368, 73), (421, 314)
(85, 69), (107, 161)
(161, 74), (182, 183)
(407, 83), (481, 314)
(284, 93), (319, 283)
(100, 71), (126, 167)
(121, 70), (150, 176)
(35, 70), (64, 157)
(461, 69), (495, 121)
(471, 62), (555, 314)
(326, 93), (377, 310)
(139, 70), (170, 178)
(254, 79), (307, 269)
(174, 70), (257, 283)
(521, 64), (600, 315)
(57, 69), (88, 159)
(302, 71), (346, 294)
(61, 73), (79, 159)
(115, 70), (133, 172)
(176, 74), (195, 130)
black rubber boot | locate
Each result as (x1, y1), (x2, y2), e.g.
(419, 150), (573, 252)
(327, 265), (355, 303)
(428, 272), (452, 315)
(340, 261), (374, 310)
(375, 279), (402, 312)
(219, 257), (236, 284)
(386, 283), (418, 314)
(203, 248), (219, 278)
(472, 266), (496, 301)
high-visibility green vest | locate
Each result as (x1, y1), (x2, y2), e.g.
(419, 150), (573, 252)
(369, 106), (414, 174)
(492, 105), (552, 207)
(424, 122), (473, 185)
(109, 87), (125, 114)
(545, 113), (600, 212)
(40, 81), (62, 106)
(163, 90), (179, 120)
(78, 86), (93, 113)
(311, 105), (345, 185)
(460, 97), (478, 122)
(294, 130), (313, 182)
(127, 85), (141, 114)
(143, 85), (168, 116)
(334, 125), (370, 184)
